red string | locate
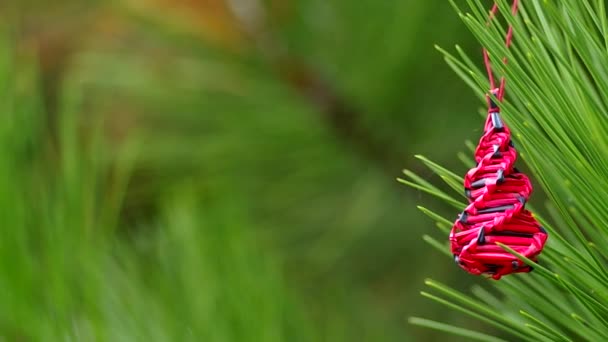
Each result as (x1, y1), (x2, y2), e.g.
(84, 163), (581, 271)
(483, 0), (519, 108)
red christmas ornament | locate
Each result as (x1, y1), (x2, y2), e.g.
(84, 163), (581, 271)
(449, 0), (548, 280)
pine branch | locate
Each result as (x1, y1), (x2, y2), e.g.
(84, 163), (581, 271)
(403, 0), (608, 340)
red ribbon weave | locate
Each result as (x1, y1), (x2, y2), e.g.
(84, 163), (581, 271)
(449, 0), (548, 279)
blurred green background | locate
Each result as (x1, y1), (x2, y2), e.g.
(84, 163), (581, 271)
(2, 0), (493, 340)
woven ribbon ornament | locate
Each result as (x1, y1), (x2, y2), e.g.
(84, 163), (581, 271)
(450, 0), (548, 280)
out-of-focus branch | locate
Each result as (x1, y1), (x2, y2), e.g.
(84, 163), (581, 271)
(227, 0), (407, 174)
(276, 58), (401, 172)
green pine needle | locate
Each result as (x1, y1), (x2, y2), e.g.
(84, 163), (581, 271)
(409, 317), (508, 342)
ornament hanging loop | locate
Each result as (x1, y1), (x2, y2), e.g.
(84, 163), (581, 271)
(483, 0), (519, 110)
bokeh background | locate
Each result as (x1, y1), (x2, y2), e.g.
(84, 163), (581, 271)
(4, 0), (495, 340)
